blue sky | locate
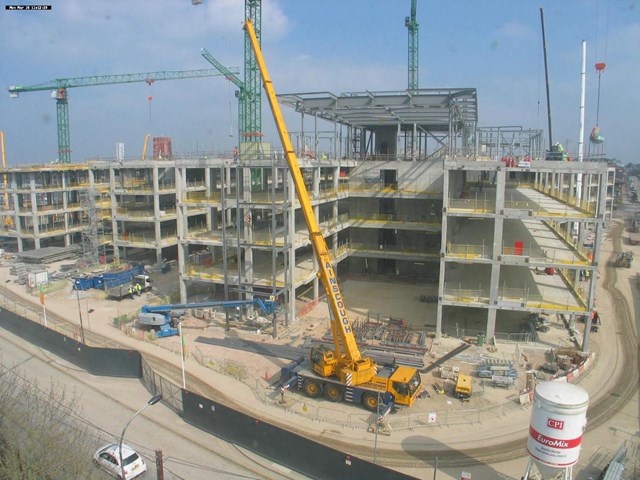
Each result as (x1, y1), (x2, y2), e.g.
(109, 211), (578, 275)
(1, 0), (638, 165)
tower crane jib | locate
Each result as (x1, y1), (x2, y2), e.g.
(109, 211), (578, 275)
(8, 67), (238, 163)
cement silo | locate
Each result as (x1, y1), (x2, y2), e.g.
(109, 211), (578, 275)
(523, 381), (589, 480)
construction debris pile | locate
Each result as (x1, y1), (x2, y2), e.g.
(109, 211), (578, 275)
(477, 359), (519, 388)
(537, 347), (587, 377)
(325, 316), (430, 353)
(614, 251), (633, 268)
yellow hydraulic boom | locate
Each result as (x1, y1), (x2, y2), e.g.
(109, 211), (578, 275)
(141, 133), (150, 161)
(244, 20), (376, 386)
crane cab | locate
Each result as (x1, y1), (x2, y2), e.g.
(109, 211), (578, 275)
(310, 346), (338, 378)
(369, 365), (423, 407)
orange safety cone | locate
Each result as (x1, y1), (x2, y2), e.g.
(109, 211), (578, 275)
(264, 371), (270, 382)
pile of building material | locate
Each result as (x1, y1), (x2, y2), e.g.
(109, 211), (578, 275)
(438, 364), (460, 381)
(16, 245), (81, 264)
(347, 317), (429, 352)
(614, 251), (633, 268)
(536, 347), (588, 377)
(477, 359), (518, 388)
(9, 262), (51, 286)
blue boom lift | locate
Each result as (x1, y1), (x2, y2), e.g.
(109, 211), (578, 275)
(138, 297), (276, 337)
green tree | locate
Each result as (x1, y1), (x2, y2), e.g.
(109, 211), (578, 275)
(0, 363), (104, 479)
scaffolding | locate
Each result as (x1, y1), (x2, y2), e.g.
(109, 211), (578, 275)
(80, 187), (99, 265)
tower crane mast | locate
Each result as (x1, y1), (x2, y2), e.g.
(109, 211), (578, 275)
(8, 67), (238, 163)
(405, 0), (419, 91)
(244, 0), (262, 140)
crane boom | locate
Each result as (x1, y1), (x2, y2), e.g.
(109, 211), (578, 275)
(200, 49), (244, 90)
(7, 68), (239, 94)
(8, 66), (238, 163)
(244, 19), (376, 385)
(200, 48), (246, 141)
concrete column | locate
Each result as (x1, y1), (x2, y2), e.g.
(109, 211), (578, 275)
(486, 308), (497, 342)
(583, 167), (609, 352)
(487, 167), (507, 341)
(288, 174), (296, 324)
(225, 166), (232, 226)
(179, 244), (188, 303)
(87, 169), (95, 251)
(412, 123), (417, 161)
(313, 166), (320, 199)
(175, 165), (188, 303)
(152, 165), (162, 265)
(205, 167), (212, 231)
(436, 166), (450, 338)
(62, 171), (70, 247)
(312, 166), (320, 300)
(332, 166), (339, 257)
(30, 175), (40, 249)
(10, 175), (23, 252)
(109, 166), (119, 263)
(242, 166), (253, 288)
(300, 111), (305, 155)
(175, 166), (185, 243)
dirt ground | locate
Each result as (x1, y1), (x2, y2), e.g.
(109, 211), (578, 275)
(0, 254), (595, 418)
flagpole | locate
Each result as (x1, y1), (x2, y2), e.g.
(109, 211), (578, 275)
(179, 322), (186, 389)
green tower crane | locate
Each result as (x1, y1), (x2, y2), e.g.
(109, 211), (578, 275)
(244, 0), (262, 141)
(405, 0), (419, 91)
(194, 0), (262, 147)
(8, 67), (238, 163)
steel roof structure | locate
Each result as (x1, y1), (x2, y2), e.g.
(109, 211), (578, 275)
(277, 88), (478, 132)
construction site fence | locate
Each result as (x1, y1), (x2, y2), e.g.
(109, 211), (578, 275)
(181, 388), (415, 480)
(140, 356), (183, 415)
(0, 283), (542, 478)
(0, 287), (413, 479)
(258, 374), (532, 435)
(384, 395), (526, 433)
(192, 342), (534, 437)
(0, 290), (141, 378)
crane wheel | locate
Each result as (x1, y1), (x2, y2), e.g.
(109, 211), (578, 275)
(303, 379), (322, 398)
(362, 393), (379, 412)
(323, 385), (343, 402)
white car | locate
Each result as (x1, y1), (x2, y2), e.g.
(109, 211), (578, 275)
(93, 443), (147, 479)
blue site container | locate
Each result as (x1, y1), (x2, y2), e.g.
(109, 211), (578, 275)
(92, 275), (104, 289)
(73, 277), (92, 291)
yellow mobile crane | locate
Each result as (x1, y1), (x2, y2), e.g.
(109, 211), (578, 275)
(244, 20), (422, 411)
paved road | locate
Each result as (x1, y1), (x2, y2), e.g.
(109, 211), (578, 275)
(0, 327), (309, 480)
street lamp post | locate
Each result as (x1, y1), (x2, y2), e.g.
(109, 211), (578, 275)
(75, 286), (86, 343)
(118, 394), (162, 480)
(373, 392), (393, 465)
(373, 392), (381, 464)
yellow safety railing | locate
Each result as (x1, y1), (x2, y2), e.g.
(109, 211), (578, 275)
(119, 232), (177, 245)
(447, 243), (489, 259)
(183, 191), (223, 203)
(442, 288), (490, 305)
(448, 198), (495, 213)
